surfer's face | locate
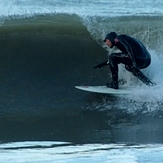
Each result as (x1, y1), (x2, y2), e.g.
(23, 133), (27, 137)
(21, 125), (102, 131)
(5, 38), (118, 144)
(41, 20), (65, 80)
(105, 39), (113, 48)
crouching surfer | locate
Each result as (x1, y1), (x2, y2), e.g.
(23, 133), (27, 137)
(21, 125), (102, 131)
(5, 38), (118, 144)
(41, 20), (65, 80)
(94, 32), (155, 89)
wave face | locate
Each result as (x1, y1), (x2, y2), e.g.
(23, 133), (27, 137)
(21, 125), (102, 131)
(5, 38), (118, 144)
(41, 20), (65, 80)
(0, 1), (163, 145)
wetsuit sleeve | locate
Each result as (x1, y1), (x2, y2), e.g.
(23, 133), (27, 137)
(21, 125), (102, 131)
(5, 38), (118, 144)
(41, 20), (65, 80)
(118, 38), (137, 66)
(93, 61), (108, 69)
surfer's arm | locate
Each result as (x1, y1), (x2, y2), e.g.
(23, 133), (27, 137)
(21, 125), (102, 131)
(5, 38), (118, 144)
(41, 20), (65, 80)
(93, 61), (108, 69)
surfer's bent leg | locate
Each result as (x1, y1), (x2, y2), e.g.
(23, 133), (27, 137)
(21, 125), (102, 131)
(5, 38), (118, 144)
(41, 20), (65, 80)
(107, 53), (131, 89)
(108, 53), (132, 79)
(108, 53), (119, 82)
(125, 65), (154, 86)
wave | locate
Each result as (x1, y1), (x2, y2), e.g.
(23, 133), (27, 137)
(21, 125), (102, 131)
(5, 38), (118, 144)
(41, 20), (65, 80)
(0, 1), (163, 146)
(0, 14), (109, 119)
(0, 13), (163, 113)
(0, 13), (163, 145)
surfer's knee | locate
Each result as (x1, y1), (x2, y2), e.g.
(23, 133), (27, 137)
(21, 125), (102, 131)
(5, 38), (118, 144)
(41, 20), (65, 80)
(125, 65), (143, 77)
(125, 65), (139, 75)
(125, 65), (133, 72)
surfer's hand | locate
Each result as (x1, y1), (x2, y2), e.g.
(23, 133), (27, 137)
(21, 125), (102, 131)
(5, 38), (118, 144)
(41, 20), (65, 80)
(93, 61), (108, 69)
(93, 63), (103, 69)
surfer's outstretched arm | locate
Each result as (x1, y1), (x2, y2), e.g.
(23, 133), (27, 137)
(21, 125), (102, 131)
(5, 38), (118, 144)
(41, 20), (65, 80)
(93, 61), (108, 69)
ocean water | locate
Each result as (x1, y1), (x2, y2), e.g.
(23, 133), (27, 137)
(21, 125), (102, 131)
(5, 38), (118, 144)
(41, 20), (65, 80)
(0, 0), (163, 162)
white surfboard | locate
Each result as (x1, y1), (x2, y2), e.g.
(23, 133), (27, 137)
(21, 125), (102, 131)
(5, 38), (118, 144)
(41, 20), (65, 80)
(75, 85), (132, 94)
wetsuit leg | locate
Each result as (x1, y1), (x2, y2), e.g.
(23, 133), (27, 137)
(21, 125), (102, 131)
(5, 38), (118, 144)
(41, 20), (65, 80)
(109, 53), (154, 86)
(125, 65), (154, 86)
(108, 56), (118, 83)
(109, 53), (132, 81)
(107, 53), (132, 88)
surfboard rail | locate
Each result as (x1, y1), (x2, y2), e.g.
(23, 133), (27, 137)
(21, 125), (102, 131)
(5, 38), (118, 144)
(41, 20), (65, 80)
(75, 85), (132, 94)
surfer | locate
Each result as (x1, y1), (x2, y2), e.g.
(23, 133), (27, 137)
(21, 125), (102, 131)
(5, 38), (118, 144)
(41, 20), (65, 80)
(94, 32), (154, 89)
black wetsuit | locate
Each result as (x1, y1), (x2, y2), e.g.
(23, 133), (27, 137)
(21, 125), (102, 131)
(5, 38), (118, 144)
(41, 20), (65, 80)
(112, 34), (151, 69)
(95, 34), (154, 86)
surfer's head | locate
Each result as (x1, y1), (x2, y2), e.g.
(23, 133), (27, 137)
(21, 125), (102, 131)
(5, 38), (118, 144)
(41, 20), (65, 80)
(104, 32), (117, 48)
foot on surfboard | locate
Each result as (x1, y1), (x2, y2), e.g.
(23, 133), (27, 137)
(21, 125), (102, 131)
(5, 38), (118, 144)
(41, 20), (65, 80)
(106, 81), (119, 89)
